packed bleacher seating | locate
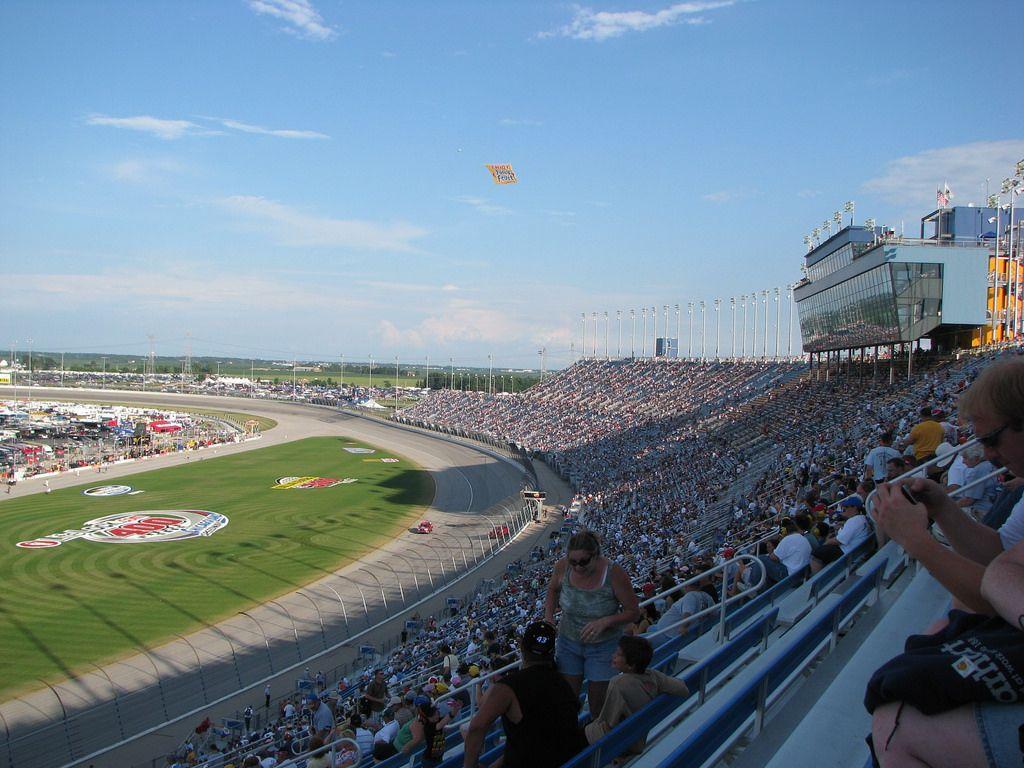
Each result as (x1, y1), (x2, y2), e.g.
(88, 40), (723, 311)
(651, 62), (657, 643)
(159, 347), (1024, 768)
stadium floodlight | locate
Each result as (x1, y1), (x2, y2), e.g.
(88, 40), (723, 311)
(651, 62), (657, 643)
(787, 285), (796, 358)
(833, 211), (843, 229)
(641, 307), (648, 357)
(739, 295), (747, 359)
(1002, 178), (1014, 194)
(844, 200), (855, 226)
(988, 194), (1000, 209)
(687, 303), (694, 359)
(1016, 158), (1024, 178)
(774, 287), (781, 359)
(616, 310), (622, 357)
(651, 305), (658, 357)
(803, 234), (812, 252)
(823, 219), (831, 236)
(630, 309), (636, 358)
(714, 299), (722, 359)
(699, 301), (706, 361)
(674, 304), (681, 358)
(812, 227), (820, 243)
(730, 297), (737, 358)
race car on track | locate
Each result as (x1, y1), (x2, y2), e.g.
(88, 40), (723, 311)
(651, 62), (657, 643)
(488, 524), (511, 539)
(410, 520), (434, 534)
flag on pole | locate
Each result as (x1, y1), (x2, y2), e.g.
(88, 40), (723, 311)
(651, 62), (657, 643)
(936, 182), (952, 208)
(485, 164), (517, 184)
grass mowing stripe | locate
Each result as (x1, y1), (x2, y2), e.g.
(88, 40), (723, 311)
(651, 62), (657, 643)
(0, 437), (431, 698)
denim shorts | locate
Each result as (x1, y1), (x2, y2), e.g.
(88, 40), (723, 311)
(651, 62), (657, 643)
(556, 633), (619, 682)
(975, 703), (1024, 768)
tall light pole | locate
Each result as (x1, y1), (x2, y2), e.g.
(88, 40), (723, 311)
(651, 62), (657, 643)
(368, 355), (374, 390)
(845, 200), (855, 227)
(730, 297), (737, 358)
(674, 304), (680, 358)
(340, 353), (345, 391)
(449, 357), (454, 389)
(641, 307), (648, 357)
(699, 301), (706, 361)
(714, 299), (722, 359)
(762, 289), (769, 359)
(651, 305), (658, 356)
(26, 339), (32, 384)
(488, 353), (493, 394)
(989, 193), (1002, 342)
(580, 313), (586, 360)
(687, 302), (694, 359)
(751, 292), (758, 361)
(424, 355), (429, 389)
(603, 311), (609, 359)
(630, 309), (636, 358)
(101, 356), (107, 390)
(788, 285), (796, 357)
(592, 312), (598, 357)
(292, 357), (297, 399)
(395, 355), (400, 408)
(662, 305), (669, 357)
(774, 287), (781, 358)
(616, 310), (622, 357)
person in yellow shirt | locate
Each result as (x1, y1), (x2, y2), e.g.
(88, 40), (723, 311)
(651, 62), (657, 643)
(904, 406), (944, 465)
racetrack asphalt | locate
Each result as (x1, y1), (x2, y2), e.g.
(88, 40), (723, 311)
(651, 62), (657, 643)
(0, 387), (573, 768)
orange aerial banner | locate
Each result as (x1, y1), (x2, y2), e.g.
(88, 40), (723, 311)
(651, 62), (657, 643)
(485, 164), (517, 185)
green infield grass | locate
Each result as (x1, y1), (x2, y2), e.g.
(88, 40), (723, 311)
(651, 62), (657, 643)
(0, 437), (432, 697)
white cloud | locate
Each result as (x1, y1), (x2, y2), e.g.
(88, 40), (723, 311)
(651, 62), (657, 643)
(107, 157), (185, 184)
(86, 114), (207, 140)
(455, 196), (513, 216)
(499, 117), (543, 127)
(700, 190), (741, 202)
(6, 266), (338, 312)
(215, 118), (329, 139)
(217, 195), (427, 252)
(862, 140), (1024, 207)
(539, 1), (735, 41)
(359, 280), (460, 294)
(246, 0), (336, 40)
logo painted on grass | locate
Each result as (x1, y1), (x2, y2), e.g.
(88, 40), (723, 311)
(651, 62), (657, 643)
(364, 458), (400, 463)
(273, 476), (347, 489)
(16, 510), (228, 549)
(343, 447), (375, 454)
(83, 485), (134, 497)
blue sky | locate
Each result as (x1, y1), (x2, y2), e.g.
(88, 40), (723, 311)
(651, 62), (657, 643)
(2, 0), (1022, 368)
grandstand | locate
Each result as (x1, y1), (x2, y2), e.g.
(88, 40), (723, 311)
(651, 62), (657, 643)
(3, 195), (1022, 768)
(3, 340), (1021, 768)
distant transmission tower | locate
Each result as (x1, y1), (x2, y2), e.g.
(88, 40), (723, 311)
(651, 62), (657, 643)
(145, 334), (156, 388)
(182, 332), (193, 390)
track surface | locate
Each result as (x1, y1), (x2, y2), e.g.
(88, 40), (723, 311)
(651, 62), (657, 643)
(0, 387), (549, 768)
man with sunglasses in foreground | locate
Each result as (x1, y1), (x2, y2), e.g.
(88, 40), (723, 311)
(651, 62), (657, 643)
(865, 356), (1024, 767)
(872, 356), (1024, 614)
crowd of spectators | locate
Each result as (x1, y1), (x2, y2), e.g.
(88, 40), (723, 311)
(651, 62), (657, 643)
(171, 348), (1024, 768)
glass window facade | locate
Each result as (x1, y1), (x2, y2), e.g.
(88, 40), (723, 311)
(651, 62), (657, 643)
(804, 240), (877, 283)
(798, 262), (944, 352)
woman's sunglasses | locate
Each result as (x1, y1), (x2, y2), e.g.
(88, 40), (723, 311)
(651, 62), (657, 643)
(568, 554), (594, 568)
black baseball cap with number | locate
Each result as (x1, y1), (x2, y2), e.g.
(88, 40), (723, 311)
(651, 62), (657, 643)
(521, 621), (557, 658)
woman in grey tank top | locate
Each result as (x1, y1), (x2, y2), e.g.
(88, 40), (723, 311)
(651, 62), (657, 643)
(544, 529), (641, 717)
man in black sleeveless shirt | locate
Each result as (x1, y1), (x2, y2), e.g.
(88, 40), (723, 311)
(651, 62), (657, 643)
(462, 621), (586, 768)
